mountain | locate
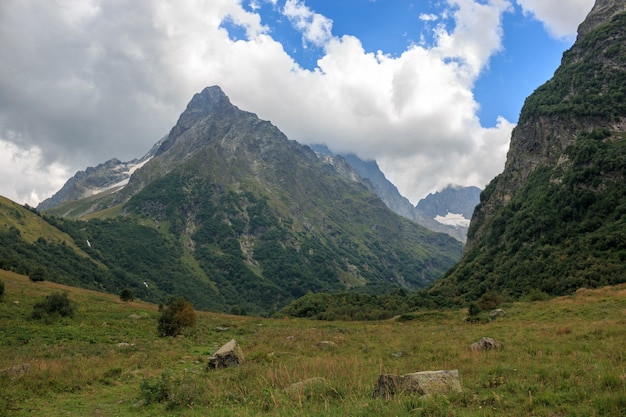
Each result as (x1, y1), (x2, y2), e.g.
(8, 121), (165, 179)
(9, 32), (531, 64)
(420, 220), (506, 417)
(432, 0), (626, 302)
(29, 86), (461, 314)
(416, 185), (481, 227)
(37, 139), (164, 214)
(309, 145), (471, 242)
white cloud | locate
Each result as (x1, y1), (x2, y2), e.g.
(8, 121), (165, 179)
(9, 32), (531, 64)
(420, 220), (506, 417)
(0, 139), (70, 207)
(283, 0), (333, 47)
(0, 0), (515, 206)
(419, 13), (439, 21)
(516, 0), (594, 38)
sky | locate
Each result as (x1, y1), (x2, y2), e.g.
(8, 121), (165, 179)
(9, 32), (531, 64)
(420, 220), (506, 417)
(0, 0), (595, 207)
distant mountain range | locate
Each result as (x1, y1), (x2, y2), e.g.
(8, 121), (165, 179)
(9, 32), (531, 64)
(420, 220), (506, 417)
(1, 85), (462, 314)
(307, 145), (479, 242)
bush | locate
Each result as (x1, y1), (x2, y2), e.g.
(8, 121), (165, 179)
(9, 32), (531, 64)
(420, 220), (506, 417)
(478, 291), (504, 311)
(119, 288), (135, 302)
(29, 266), (46, 282)
(157, 297), (196, 337)
(31, 292), (76, 321)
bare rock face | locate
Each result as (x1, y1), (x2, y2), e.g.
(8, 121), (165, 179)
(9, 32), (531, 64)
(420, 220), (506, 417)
(207, 339), (244, 370)
(373, 370), (462, 398)
(578, 0), (626, 39)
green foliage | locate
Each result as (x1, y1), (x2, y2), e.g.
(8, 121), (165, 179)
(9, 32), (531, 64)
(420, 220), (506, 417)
(277, 288), (440, 321)
(0, 222), (115, 291)
(29, 265), (46, 282)
(140, 372), (200, 410)
(478, 291), (504, 311)
(119, 288), (135, 302)
(467, 302), (481, 317)
(123, 165), (460, 315)
(439, 129), (626, 302)
(520, 13), (626, 122)
(157, 297), (197, 337)
(31, 292), (76, 322)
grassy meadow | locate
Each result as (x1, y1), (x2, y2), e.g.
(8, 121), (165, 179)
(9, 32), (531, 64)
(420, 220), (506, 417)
(0, 269), (624, 416)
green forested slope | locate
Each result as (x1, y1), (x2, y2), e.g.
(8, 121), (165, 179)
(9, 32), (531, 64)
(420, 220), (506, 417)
(433, 10), (626, 303)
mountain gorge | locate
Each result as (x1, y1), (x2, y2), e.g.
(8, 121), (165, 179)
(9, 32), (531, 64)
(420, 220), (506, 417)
(433, 0), (626, 302)
(12, 86), (462, 314)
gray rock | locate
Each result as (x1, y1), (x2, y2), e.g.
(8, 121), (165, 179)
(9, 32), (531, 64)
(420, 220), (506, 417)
(373, 370), (462, 398)
(207, 339), (244, 370)
(0, 363), (31, 378)
(316, 340), (337, 349)
(470, 337), (502, 351)
(489, 309), (506, 319)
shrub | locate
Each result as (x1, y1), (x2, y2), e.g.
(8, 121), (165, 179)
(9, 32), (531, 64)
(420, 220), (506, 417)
(119, 288), (135, 302)
(29, 266), (46, 282)
(478, 291), (504, 311)
(31, 292), (76, 321)
(468, 302), (481, 317)
(157, 297), (196, 337)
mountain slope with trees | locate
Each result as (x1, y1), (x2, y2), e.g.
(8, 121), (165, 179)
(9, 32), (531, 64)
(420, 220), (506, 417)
(21, 86), (461, 314)
(432, 0), (626, 302)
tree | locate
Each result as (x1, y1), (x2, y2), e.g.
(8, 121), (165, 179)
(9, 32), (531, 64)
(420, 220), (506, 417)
(119, 288), (135, 302)
(157, 297), (196, 337)
(0, 280), (4, 301)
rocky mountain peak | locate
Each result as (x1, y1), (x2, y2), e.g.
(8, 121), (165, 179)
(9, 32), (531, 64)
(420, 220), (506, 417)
(578, 0), (626, 39)
(157, 85), (233, 154)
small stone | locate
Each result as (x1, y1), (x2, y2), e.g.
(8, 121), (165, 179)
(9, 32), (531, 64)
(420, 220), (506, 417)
(489, 309), (506, 319)
(316, 340), (337, 349)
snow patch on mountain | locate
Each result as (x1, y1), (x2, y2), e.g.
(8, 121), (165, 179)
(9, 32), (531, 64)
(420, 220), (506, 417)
(434, 212), (471, 228)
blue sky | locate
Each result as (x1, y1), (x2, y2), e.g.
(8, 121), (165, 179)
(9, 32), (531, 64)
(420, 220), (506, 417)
(0, 0), (595, 205)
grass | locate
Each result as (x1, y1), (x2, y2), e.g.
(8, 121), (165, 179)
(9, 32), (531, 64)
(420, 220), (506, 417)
(1, 269), (624, 416)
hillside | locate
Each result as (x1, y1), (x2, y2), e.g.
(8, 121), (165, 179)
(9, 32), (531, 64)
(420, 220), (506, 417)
(433, 0), (626, 302)
(1, 270), (624, 416)
(29, 86), (461, 314)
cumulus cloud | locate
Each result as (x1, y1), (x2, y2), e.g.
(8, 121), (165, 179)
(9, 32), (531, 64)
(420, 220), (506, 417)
(516, 0), (594, 38)
(0, 0), (516, 206)
(283, 0), (333, 47)
(0, 139), (70, 206)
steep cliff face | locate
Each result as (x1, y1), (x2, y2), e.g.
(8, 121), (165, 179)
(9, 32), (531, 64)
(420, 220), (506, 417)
(466, 0), (626, 251)
(433, 0), (626, 301)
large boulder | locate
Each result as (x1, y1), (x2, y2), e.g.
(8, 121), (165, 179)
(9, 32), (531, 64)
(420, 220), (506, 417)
(207, 339), (244, 370)
(470, 337), (502, 351)
(373, 370), (462, 398)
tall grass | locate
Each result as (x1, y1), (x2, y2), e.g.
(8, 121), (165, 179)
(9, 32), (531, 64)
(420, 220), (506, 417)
(1, 269), (624, 416)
